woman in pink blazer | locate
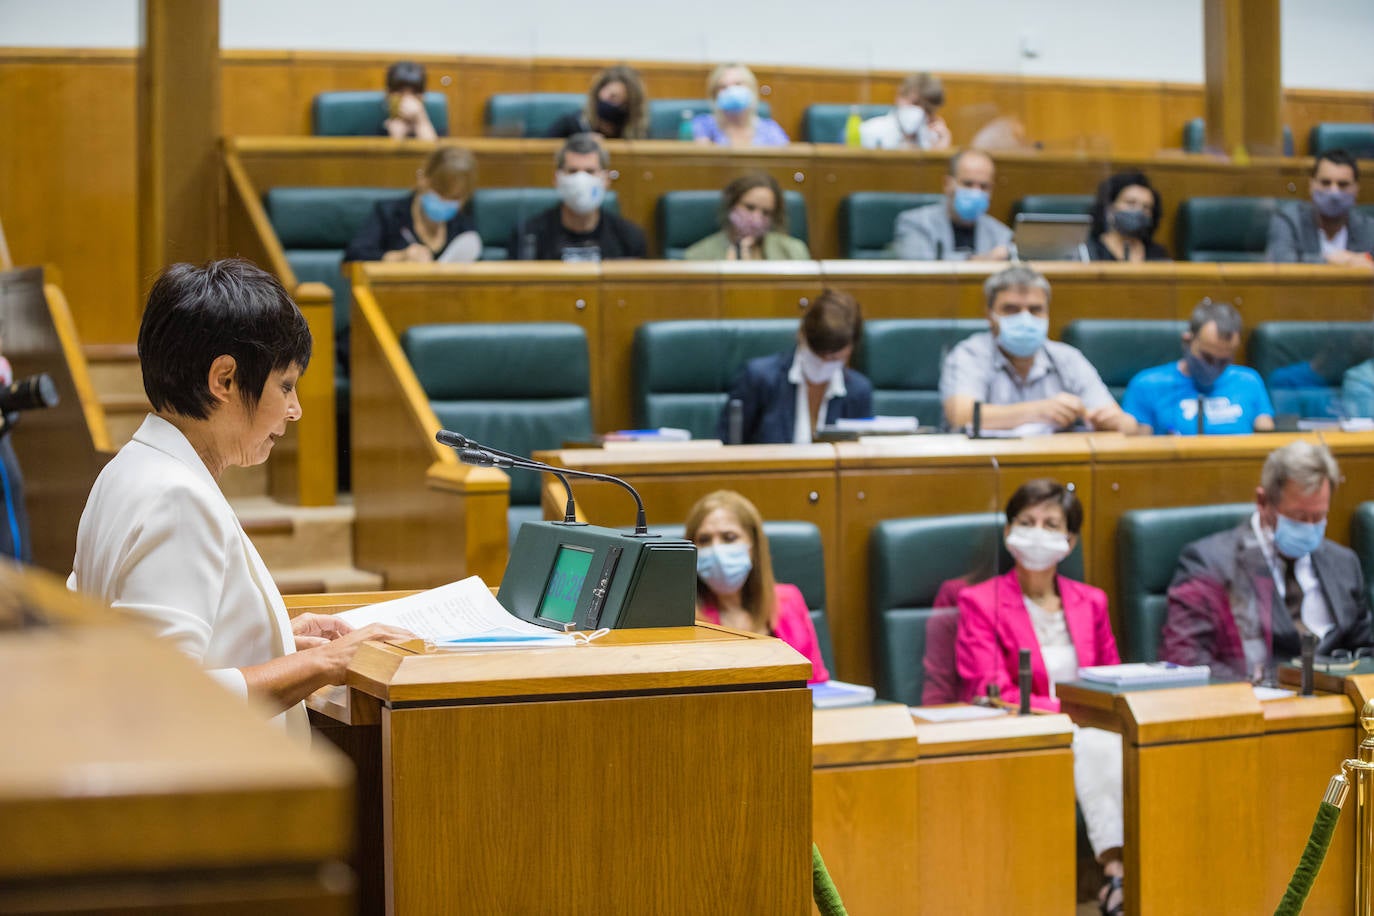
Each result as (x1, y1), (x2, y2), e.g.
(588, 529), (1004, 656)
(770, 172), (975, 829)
(685, 490), (830, 684)
(954, 479), (1125, 915)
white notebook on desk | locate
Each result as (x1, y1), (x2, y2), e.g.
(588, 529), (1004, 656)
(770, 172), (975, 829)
(1078, 662), (1209, 688)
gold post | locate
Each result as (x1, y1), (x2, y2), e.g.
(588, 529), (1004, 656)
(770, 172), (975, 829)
(1342, 699), (1374, 914)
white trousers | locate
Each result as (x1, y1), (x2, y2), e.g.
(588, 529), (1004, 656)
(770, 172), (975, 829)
(1073, 725), (1125, 857)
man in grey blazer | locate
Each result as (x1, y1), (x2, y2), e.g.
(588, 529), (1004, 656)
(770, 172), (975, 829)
(1265, 149), (1374, 266)
(893, 148), (1013, 260)
(1160, 441), (1373, 681)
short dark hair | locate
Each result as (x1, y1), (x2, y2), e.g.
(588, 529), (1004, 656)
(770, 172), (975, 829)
(720, 173), (787, 232)
(385, 61), (427, 94)
(556, 133), (610, 170)
(1313, 149), (1360, 182)
(1089, 170), (1162, 239)
(1187, 298), (1243, 338)
(138, 259), (312, 421)
(801, 288), (863, 355)
(1004, 478), (1083, 535)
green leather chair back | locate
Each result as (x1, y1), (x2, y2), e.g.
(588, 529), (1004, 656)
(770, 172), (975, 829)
(1009, 195), (1095, 220)
(857, 319), (986, 427)
(1182, 118), (1293, 155)
(483, 93), (583, 137)
(1350, 502), (1374, 610)
(1175, 196), (1277, 262)
(1060, 320), (1188, 401)
(1249, 321), (1374, 418)
(839, 192), (945, 259)
(870, 513), (1084, 705)
(646, 99), (773, 140)
(1116, 503), (1253, 662)
(312, 91), (449, 136)
(469, 188), (621, 260)
(801, 104), (891, 143)
(655, 190), (808, 258)
(1309, 123), (1374, 159)
(401, 322), (592, 508)
(632, 319), (798, 436)
(765, 520), (835, 676)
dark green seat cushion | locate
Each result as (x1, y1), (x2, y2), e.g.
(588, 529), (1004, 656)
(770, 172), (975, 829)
(1350, 502), (1374, 609)
(1183, 118), (1293, 155)
(1249, 321), (1374, 417)
(1116, 503), (1253, 662)
(839, 192), (945, 259)
(1010, 195), (1095, 220)
(483, 93), (584, 137)
(1309, 123), (1374, 159)
(402, 322), (592, 506)
(801, 104), (890, 143)
(856, 319), (986, 427)
(312, 91), (449, 136)
(655, 189), (808, 258)
(470, 188), (620, 260)
(1175, 196), (1277, 262)
(1060, 320), (1188, 401)
(646, 99), (773, 140)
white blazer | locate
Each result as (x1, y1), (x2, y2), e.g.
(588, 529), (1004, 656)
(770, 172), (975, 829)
(70, 414), (307, 736)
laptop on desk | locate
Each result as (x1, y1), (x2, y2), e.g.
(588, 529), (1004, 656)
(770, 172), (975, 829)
(1012, 213), (1091, 261)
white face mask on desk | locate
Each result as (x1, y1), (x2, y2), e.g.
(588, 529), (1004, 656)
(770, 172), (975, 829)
(1005, 525), (1072, 572)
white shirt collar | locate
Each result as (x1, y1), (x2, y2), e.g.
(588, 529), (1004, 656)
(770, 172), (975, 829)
(787, 349), (847, 444)
(787, 349), (848, 398)
(132, 413), (222, 496)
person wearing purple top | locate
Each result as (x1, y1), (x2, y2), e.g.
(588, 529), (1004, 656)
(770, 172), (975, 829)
(691, 63), (790, 148)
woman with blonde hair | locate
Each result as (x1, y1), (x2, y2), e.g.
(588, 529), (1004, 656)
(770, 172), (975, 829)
(690, 63), (789, 148)
(684, 490), (829, 683)
(547, 64), (649, 140)
(343, 145), (480, 263)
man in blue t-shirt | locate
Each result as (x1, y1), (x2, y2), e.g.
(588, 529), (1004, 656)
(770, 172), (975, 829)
(1122, 300), (1275, 435)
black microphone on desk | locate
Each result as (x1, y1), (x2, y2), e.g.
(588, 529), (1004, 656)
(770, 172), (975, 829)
(1301, 631), (1318, 697)
(1018, 648), (1032, 716)
(1197, 395), (1206, 436)
(436, 429), (582, 526)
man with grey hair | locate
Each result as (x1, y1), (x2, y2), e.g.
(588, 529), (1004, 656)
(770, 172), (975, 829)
(1122, 299), (1275, 435)
(940, 264), (1136, 432)
(509, 133), (647, 261)
(1161, 440), (1372, 681)
(893, 149), (1012, 260)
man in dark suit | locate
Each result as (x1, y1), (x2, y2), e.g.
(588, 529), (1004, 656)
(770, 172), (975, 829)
(717, 289), (873, 444)
(1161, 441), (1373, 681)
(1265, 149), (1374, 266)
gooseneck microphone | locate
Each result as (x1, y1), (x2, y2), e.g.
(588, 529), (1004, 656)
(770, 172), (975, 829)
(435, 429), (581, 525)
(1301, 631), (1318, 697)
(1018, 648), (1032, 716)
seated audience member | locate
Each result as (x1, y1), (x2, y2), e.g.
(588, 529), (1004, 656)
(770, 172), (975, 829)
(893, 149), (1011, 260)
(1266, 150), (1374, 265)
(1122, 300), (1274, 435)
(547, 65), (648, 140)
(343, 146), (479, 263)
(1086, 171), (1170, 262)
(954, 479), (1125, 914)
(691, 64), (789, 148)
(382, 60), (439, 140)
(684, 173), (811, 261)
(1343, 354), (1374, 418)
(509, 134), (647, 262)
(859, 72), (952, 151)
(940, 265), (1136, 434)
(685, 490), (829, 683)
(1161, 441), (1373, 682)
(719, 289), (872, 444)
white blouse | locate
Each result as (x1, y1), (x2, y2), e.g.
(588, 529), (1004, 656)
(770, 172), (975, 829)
(1025, 595), (1078, 697)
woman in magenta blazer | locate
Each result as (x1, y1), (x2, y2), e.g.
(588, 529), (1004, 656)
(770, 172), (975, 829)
(953, 479), (1125, 915)
(685, 490), (829, 684)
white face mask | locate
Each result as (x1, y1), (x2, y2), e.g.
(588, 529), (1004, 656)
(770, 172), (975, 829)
(1005, 525), (1072, 572)
(556, 171), (606, 215)
(798, 344), (844, 385)
(894, 104), (926, 136)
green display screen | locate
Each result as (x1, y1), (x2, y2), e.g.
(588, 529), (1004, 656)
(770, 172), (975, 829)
(537, 545), (594, 624)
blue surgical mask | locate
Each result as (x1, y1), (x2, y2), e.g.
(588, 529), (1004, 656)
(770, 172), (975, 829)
(716, 85), (755, 114)
(1273, 514), (1326, 560)
(995, 311), (1048, 359)
(696, 543), (753, 594)
(952, 186), (990, 223)
(420, 191), (460, 223)
(1184, 350), (1229, 394)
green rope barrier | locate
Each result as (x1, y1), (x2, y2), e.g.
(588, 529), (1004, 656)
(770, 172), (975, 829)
(812, 843), (848, 916)
(1274, 798), (1343, 915)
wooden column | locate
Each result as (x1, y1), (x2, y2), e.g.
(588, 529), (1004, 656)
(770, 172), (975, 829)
(138, 0), (220, 291)
(1203, 0), (1283, 158)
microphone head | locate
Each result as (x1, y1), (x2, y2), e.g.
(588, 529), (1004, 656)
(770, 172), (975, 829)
(435, 429), (472, 449)
(456, 446), (508, 468)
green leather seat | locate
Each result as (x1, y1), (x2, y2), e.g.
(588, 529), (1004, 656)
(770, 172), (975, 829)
(1009, 195), (1095, 220)
(1175, 197), (1277, 262)
(1182, 118), (1293, 155)
(839, 192), (944, 259)
(632, 319), (799, 437)
(1060, 320), (1189, 401)
(1116, 503), (1253, 662)
(646, 99), (773, 140)
(469, 188), (621, 260)
(800, 104), (890, 143)
(1249, 321), (1374, 418)
(655, 190), (808, 259)
(402, 323), (593, 543)
(856, 319), (986, 427)
(1349, 502), (1374, 610)
(311, 91), (449, 136)
(1309, 123), (1374, 159)
(870, 513), (1085, 706)
(483, 93), (583, 138)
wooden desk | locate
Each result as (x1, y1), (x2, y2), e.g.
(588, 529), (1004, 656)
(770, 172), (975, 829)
(312, 616), (814, 915)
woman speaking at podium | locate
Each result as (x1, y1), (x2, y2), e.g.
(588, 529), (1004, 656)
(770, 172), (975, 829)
(69, 260), (408, 737)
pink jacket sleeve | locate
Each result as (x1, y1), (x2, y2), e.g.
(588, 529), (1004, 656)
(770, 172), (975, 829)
(955, 578), (1059, 713)
(772, 584), (830, 684)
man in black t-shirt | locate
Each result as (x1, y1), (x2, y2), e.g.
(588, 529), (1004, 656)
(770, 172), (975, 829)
(509, 133), (648, 262)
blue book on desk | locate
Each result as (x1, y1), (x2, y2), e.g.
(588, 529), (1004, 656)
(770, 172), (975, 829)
(809, 680), (877, 708)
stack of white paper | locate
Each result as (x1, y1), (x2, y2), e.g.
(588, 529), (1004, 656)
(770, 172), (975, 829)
(1078, 662), (1209, 688)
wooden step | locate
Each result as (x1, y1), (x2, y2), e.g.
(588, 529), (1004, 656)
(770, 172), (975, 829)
(231, 496), (378, 595)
